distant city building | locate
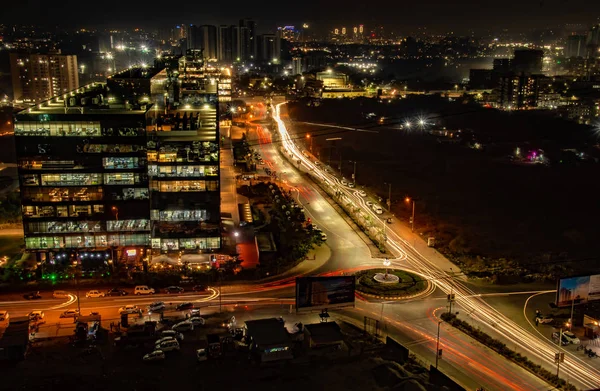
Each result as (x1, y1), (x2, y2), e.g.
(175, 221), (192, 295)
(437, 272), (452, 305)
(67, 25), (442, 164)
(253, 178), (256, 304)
(278, 26), (297, 42)
(512, 49), (544, 75)
(566, 35), (587, 58)
(316, 71), (348, 89)
(199, 25), (218, 61)
(239, 18), (257, 60)
(10, 51), (79, 103)
(257, 34), (281, 64)
(496, 74), (545, 109)
(218, 25), (234, 63)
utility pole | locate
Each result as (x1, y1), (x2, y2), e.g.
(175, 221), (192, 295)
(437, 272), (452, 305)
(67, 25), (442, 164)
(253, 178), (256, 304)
(352, 161), (357, 184)
(569, 291), (575, 330)
(411, 199), (415, 232)
(436, 320), (443, 368)
(386, 183), (392, 209)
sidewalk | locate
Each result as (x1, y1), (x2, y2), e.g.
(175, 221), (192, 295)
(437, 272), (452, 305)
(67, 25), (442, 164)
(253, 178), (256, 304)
(258, 244), (332, 283)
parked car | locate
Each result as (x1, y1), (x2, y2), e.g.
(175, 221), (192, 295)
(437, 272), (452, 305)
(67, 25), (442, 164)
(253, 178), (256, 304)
(189, 309), (201, 317)
(107, 288), (128, 296)
(372, 205), (383, 214)
(143, 350), (165, 362)
(172, 320), (194, 332)
(59, 309), (80, 318)
(366, 200), (373, 207)
(23, 291), (42, 300)
(348, 182), (355, 188)
(159, 330), (184, 342)
(536, 315), (553, 324)
(319, 232), (328, 241)
(148, 301), (166, 313)
(189, 316), (205, 326)
(562, 331), (581, 344)
(192, 285), (207, 293)
(0, 311), (8, 322)
(358, 190), (367, 197)
(155, 336), (176, 346)
(165, 286), (184, 294)
(119, 305), (142, 315)
(134, 286), (155, 295)
(156, 339), (180, 352)
(340, 179), (348, 186)
(176, 302), (194, 311)
(552, 331), (570, 346)
(53, 290), (70, 299)
(86, 290), (105, 298)
(28, 310), (44, 321)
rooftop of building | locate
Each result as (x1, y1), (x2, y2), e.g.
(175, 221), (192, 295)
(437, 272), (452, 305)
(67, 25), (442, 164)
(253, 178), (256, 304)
(245, 318), (290, 347)
(304, 322), (344, 344)
(109, 66), (162, 80)
(16, 82), (152, 116)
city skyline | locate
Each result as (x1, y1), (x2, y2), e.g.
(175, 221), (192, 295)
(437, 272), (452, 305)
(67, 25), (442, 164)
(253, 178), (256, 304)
(2, 0), (600, 34)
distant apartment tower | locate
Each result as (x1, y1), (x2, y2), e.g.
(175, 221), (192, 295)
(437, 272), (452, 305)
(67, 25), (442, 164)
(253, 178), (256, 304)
(239, 18), (257, 60)
(10, 52), (79, 103)
(566, 35), (587, 58)
(497, 74), (544, 109)
(199, 25), (218, 61)
(512, 49), (544, 75)
(217, 26), (234, 62)
(258, 34), (281, 63)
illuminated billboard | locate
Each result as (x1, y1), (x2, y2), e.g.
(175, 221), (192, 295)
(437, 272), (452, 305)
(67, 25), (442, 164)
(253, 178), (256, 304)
(296, 276), (355, 312)
(556, 274), (600, 307)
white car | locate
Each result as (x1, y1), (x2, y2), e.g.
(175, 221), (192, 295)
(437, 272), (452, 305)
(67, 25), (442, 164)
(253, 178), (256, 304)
(320, 232), (328, 241)
(348, 182), (355, 188)
(134, 286), (155, 295)
(119, 305), (142, 315)
(156, 339), (180, 352)
(172, 320), (194, 332)
(28, 310), (44, 321)
(59, 309), (80, 318)
(159, 330), (184, 342)
(143, 350), (165, 362)
(372, 205), (383, 214)
(536, 315), (553, 324)
(0, 311), (8, 322)
(155, 336), (176, 346)
(86, 290), (105, 298)
(358, 190), (367, 197)
(189, 316), (205, 326)
(340, 179), (348, 186)
(562, 331), (581, 344)
(148, 301), (166, 312)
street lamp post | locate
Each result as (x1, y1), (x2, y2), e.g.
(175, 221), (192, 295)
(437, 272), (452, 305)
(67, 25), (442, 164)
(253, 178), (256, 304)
(405, 197), (415, 232)
(436, 320), (443, 368)
(569, 290), (575, 331)
(385, 182), (392, 210)
(306, 133), (312, 154)
(349, 160), (357, 184)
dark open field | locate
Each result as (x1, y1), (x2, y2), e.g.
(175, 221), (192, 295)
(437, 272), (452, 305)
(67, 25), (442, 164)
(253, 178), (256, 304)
(286, 96), (600, 276)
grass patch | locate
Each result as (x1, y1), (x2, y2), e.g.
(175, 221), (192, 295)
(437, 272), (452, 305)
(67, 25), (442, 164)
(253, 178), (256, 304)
(355, 268), (426, 297)
(0, 235), (24, 258)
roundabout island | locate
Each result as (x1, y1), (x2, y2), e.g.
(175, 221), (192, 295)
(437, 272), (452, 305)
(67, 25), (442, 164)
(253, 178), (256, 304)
(354, 268), (430, 299)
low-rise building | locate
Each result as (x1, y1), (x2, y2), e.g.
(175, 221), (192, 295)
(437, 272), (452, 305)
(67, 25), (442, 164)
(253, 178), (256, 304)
(244, 318), (293, 362)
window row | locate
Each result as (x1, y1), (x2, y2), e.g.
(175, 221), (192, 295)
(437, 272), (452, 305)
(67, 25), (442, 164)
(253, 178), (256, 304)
(22, 187), (103, 203)
(150, 209), (209, 222)
(151, 237), (220, 251)
(108, 188), (149, 201)
(81, 144), (146, 154)
(147, 165), (218, 178)
(103, 157), (142, 170)
(25, 234), (150, 249)
(19, 160), (80, 170)
(106, 219), (150, 232)
(150, 180), (218, 192)
(23, 205), (104, 218)
(26, 221), (103, 234)
(15, 121), (144, 137)
(23, 173), (144, 187)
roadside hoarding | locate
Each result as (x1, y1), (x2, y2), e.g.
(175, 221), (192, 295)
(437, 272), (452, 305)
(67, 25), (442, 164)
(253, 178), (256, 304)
(296, 276), (356, 313)
(556, 274), (600, 307)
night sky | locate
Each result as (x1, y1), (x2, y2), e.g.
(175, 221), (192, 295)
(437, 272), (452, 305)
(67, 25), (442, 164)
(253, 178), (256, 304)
(2, 0), (600, 33)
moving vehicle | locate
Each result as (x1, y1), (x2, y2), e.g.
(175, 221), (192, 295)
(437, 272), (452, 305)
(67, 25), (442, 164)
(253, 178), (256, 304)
(189, 316), (205, 326)
(172, 320), (194, 332)
(28, 310), (44, 321)
(23, 291), (42, 300)
(148, 301), (166, 313)
(156, 339), (180, 352)
(176, 302), (194, 311)
(59, 309), (80, 318)
(358, 190), (367, 197)
(340, 179), (348, 186)
(107, 288), (128, 296)
(562, 331), (581, 344)
(348, 182), (355, 188)
(192, 285), (207, 293)
(372, 205), (383, 214)
(143, 350), (165, 362)
(164, 286), (184, 294)
(319, 232), (328, 241)
(134, 285), (155, 295)
(366, 201), (373, 208)
(536, 315), (553, 324)
(119, 305), (142, 315)
(0, 311), (8, 322)
(53, 290), (70, 299)
(86, 290), (105, 298)
(159, 330), (184, 342)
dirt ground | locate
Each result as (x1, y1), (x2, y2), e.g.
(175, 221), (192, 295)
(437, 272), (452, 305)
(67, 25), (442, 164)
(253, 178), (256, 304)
(286, 97), (600, 274)
(3, 315), (429, 391)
